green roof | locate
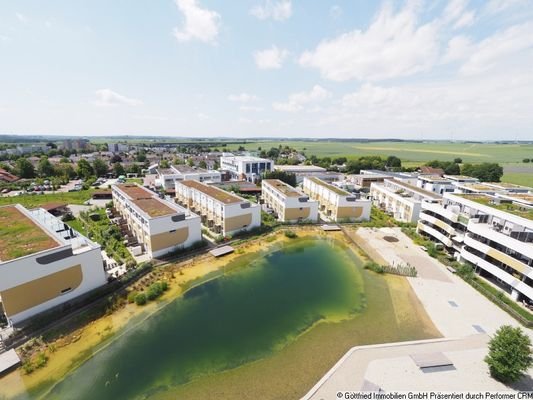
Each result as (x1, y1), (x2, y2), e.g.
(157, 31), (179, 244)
(455, 194), (533, 221)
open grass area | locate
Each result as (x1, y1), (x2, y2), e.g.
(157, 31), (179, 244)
(0, 190), (93, 208)
(502, 172), (533, 187)
(225, 140), (533, 164)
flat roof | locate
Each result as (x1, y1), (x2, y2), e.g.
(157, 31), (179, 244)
(180, 180), (243, 204)
(457, 183), (498, 191)
(115, 184), (184, 218)
(419, 175), (451, 183)
(443, 175), (479, 181)
(0, 205), (60, 262)
(307, 177), (351, 196)
(263, 179), (302, 197)
(384, 179), (442, 200)
(454, 194), (533, 221)
(172, 165), (210, 174)
(487, 181), (532, 190)
(221, 155), (272, 162)
(274, 165), (326, 172)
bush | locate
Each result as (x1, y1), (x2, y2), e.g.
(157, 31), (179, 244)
(146, 282), (165, 301)
(363, 261), (385, 274)
(127, 290), (138, 303)
(284, 230), (297, 239)
(134, 293), (147, 306)
(485, 325), (533, 383)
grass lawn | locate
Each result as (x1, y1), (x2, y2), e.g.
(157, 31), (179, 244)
(502, 172), (533, 187)
(65, 218), (88, 237)
(0, 190), (93, 208)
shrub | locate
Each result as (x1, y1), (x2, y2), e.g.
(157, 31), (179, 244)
(127, 290), (138, 303)
(284, 230), (297, 239)
(34, 352), (48, 369)
(146, 282), (164, 301)
(485, 325), (533, 383)
(134, 293), (147, 306)
(363, 262), (385, 274)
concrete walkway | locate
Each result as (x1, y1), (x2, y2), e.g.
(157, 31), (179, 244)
(303, 227), (533, 398)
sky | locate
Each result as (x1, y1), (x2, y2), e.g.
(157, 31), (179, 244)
(1, 0), (533, 140)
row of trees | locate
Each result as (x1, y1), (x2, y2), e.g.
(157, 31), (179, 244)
(5, 156), (145, 180)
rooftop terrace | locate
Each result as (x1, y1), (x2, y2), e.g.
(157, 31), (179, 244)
(307, 177), (351, 196)
(0, 205), (59, 262)
(179, 180), (242, 204)
(455, 194), (533, 221)
(384, 179), (442, 200)
(263, 179), (301, 197)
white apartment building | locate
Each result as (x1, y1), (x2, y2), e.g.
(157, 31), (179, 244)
(262, 179), (318, 223)
(360, 170), (419, 186)
(220, 155), (273, 182)
(370, 179), (441, 223)
(417, 175), (455, 195)
(0, 204), (107, 326)
(112, 184), (201, 259)
(302, 177), (371, 222)
(418, 192), (533, 303)
(175, 180), (261, 236)
(155, 165), (221, 190)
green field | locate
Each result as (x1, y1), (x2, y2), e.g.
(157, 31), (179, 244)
(502, 172), (533, 187)
(226, 141), (533, 164)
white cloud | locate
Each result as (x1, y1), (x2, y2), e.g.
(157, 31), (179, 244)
(228, 93), (258, 102)
(273, 85), (331, 112)
(330, 5), (342, 19)
(460, 22), (533, 75)
(254, 45), (289, 69)
(197, 112), (209, 120)
(16, 13), (28, 23)
(173, 0), (221, 44)
(93, 89), (143, 107)
(442, 0), (476, 29)
(443, 35), (473, 63)
(484, 0), (526, 14)
(299, 2), (440, 81)
(0, 35), (11, 42)
(240, 105), (264, 112)
(250, 0), (292, 21)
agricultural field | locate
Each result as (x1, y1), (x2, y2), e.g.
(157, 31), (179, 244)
(226, 140), (533, 164)
(0, 190), (93, 208)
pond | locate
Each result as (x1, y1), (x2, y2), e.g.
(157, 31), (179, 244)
(9, 236), (439, 400)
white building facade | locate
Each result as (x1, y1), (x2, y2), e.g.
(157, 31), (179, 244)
(220, 156), (273, 182)
(262, 179), (318, 223)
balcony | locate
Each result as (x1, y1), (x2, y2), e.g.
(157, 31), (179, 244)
(417, 221), (453, 247)
(419, 212), (456, 235)
(461, 249), (533, 301)
(422, 202), (458, 223)
(467, 220), (532, 256)
(464, 235), (532, 278)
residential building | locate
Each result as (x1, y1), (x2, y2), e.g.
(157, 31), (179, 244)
(274, 165), (343, 184)
(15, 145), (51, 155)
(262, 179), (318, 223)
(347, 173), (389, 189)
(417, 192), (533, 303)
(360, 170), (419, 186)
(108, 143), (129, 153)
(155, 165), (221, 191)
(175, 180), (260, 236)
(370, 179), (441, 223)
(0, 204), (107, 326)
(302, 177), (371, 222)
(112, 184), (201, 258)
(0, 168), (19, 183)
(220, 155), (273, 182)
(417, 175), (455, 195)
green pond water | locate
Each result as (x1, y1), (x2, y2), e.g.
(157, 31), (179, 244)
(12, 237), (414, 399)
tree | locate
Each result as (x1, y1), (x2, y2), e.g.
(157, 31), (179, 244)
(238, 145), (246, 151)
(15, 158), (35, 178)
(385, 155), (402, 168)
(461, 162), (503, 182)
(523, 158), (530, 163)
(187, 159), (195, 167)
(160, 159), (170, 168)
(454, 157), (463, 164)
(110, 154), (122, 163)
(199, 160), (207, 169)
(77, 158), (94, 179)
(37, 156), (55, 177)
(92, 158), (108, 177)
(485, 325), (533, 383)
(113, 162), (125, 177)
(425, 160), (460, 175)
(263, 170), (297, 187)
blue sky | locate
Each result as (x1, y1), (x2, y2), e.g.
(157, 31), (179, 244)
(1, 0), (532, 140)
